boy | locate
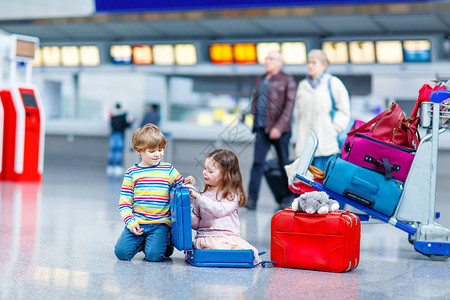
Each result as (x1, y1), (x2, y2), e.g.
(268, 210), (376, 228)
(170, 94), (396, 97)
(114, 123), (193, 261)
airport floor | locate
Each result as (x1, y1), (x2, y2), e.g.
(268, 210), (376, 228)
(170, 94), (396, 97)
(1, 135), (449, 300)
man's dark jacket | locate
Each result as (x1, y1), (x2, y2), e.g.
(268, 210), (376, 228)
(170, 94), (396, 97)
(251, 71), (297, 134)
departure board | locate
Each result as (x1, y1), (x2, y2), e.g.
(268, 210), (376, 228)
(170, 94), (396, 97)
(281, 42), (306, 65)
(61, 46), (80, 66)
(233, 43), (257, 64)
(349, 41), (375, 64)
(110, 45), (132, 64)
(132, 45), (153, 65)
(256, 42), (280, 64)
(376, 41), (403, 64)
(322, 42), (348, 64)
(210, 44), (233, 64)
(403, 40), (431, 62)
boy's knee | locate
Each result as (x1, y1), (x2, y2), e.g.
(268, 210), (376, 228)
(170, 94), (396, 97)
(144, 250), (165, 262)
(114, 248), (134, 261)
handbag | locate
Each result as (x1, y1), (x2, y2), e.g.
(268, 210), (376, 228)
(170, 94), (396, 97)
(346, 102), (420, 149)
(328, 77), (352, 149)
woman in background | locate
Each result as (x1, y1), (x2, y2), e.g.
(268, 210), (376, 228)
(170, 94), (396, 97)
(294, 49), (351, 209)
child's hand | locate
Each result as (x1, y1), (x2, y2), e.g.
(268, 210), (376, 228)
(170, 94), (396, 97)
(183, 176), (196, 185)
(131, 225), (144, 236)
(184, 184), (200, 199)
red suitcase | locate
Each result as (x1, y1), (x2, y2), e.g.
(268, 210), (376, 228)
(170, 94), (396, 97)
(271, 209), (361, 272)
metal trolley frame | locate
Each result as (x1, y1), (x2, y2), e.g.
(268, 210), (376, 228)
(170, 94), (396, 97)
(293, 90), (450, 261)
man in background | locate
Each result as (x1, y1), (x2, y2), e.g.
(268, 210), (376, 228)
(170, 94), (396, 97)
(246, 51), (297, 210)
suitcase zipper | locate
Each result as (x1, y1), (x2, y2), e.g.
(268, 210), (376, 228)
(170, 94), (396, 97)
(350, 212), (358, 226)
(342, 214), (352, 227)
(354, 133), (416, 153)
(342, 214), (355, 272)
(345, 261), (352, 272)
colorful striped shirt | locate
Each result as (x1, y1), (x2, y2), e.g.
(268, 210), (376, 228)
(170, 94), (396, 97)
(119, 162), (183, 230)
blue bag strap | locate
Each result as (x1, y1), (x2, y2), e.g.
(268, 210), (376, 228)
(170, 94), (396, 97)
(381, 158), (393, 179)
(256, 260), (276, 268)
(253, 251), (276, 267)
(329, 76), (337, 120)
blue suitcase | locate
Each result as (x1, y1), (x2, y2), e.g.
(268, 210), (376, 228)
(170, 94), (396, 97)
(169, 186), (267, 268)
(323, 155), (404, 217)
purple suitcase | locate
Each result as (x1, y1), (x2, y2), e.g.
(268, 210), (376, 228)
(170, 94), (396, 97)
(341, 133), (415, 182)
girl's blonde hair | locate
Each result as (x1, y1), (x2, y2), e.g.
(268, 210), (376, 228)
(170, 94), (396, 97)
(203, 149), (247, 207)
(132, 123), (167, 152)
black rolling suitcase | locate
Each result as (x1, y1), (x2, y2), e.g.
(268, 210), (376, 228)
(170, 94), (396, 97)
(264, 159), (295, 206)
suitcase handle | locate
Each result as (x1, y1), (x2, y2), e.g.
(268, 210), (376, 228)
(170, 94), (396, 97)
(344, 190), (375, 208)
(350, 174), (379, 193)
(364, 155), (401, 180)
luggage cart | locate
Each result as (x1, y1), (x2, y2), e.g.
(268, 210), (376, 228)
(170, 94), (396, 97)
(293, 90), (450, 261)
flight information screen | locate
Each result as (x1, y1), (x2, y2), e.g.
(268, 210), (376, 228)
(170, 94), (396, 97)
(21, 92), (38, 108)
(16, 40), (36, 59)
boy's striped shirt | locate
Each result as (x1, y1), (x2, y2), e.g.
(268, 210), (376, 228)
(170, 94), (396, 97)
(119, 162), (183, 230)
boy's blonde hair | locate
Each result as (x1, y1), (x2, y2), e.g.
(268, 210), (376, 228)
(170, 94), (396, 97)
(132, 124), (167, 152)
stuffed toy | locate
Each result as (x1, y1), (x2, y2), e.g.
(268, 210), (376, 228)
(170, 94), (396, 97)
(291, 191), (340, 214)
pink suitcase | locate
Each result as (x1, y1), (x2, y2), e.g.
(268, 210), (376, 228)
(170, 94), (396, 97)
(341, 133), (415, 182)
(340, 120), (366, 161)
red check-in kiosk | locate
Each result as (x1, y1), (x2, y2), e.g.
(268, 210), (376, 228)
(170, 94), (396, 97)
(0, 34), (44, 182)
(1, 85), (45, 181)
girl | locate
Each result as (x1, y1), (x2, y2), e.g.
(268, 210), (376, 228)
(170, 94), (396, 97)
(185, 149), (262, 264)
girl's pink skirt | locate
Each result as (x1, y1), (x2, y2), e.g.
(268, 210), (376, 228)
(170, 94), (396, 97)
(193, 236), (262, 264)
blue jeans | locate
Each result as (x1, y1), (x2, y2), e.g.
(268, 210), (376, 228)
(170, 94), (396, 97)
(108, 132), (125, 167)
(114, 223), (170, 262)
(313, 155), (346, 209)
(248, 128), (291, 204)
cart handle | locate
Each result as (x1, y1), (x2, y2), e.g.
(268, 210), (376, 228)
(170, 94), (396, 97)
(429, 90), (450, 103)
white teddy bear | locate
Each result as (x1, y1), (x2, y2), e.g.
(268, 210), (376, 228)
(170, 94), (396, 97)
(291, 191), (340, 214)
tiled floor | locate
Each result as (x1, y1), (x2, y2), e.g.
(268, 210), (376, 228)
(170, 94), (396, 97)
(0, 135), (449, 299)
